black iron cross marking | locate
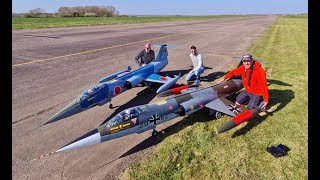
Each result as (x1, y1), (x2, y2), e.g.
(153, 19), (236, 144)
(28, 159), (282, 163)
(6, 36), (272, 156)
(227, 104), (242, 114)
(149, 114), (161, 125)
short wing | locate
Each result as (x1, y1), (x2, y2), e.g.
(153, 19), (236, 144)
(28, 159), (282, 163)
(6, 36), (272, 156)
(205, 97), (249, 117)
(146, 73), (181, 94)
(145, 74), (174, 84)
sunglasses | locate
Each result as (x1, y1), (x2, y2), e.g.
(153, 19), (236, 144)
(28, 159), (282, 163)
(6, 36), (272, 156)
(242, 60), (251, 63)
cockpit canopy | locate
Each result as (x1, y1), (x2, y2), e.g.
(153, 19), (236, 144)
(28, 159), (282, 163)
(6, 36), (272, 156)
(106, 105), (149, 128)
(76, 83), (105, 102)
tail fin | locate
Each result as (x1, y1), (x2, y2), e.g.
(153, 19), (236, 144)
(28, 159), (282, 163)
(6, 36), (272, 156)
(153, 44), (176, 62)
(155, 44), (168, 61)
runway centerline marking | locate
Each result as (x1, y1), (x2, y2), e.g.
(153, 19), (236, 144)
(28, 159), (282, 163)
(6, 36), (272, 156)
(12, 28), (216, 68)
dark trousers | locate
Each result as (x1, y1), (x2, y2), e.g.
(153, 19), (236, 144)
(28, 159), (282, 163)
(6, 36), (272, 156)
(236, 90), (263, 109)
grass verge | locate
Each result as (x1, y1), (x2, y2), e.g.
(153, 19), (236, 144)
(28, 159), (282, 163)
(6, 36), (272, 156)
(121, 14), (308, 180)
(12, 15), (249, 30)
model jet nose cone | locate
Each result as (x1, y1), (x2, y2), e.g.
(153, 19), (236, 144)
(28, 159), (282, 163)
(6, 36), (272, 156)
(56, 129), (101, 152)
(44, 100), (82, 125)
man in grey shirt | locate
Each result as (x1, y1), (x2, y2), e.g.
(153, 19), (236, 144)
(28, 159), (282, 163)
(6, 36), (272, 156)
(134, 43), (155, 68)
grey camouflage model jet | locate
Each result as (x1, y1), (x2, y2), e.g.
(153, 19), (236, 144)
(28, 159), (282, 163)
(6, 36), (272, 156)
(32, 78), (262, 161)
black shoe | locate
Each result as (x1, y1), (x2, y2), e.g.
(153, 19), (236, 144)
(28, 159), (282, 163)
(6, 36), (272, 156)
(187, 81), (194, 85)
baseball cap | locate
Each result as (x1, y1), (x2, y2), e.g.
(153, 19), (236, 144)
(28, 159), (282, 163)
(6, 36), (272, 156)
(242, 54), (253, 61)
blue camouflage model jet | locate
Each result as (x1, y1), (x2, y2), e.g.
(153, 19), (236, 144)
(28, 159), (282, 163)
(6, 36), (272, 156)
(44, 44), (181, 125)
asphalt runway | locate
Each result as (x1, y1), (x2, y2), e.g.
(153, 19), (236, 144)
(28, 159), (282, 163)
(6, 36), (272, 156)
(12, 15), (278, 179)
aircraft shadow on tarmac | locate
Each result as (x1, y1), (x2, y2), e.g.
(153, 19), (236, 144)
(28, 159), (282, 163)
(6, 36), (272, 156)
(161, 66), (225, 84)
(118, 108), (214, 159)
(97, 108), (214, 169)
(159, 69), (190, 78)
(200, 71), (226, 83)
(231, 79), (294, 138)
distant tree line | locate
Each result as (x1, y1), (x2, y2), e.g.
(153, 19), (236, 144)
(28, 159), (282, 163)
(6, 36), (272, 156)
(23, 5), (120, 18)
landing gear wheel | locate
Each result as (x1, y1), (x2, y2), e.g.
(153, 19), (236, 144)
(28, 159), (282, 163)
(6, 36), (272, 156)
(215, 111), (223, 119)
(109, 103), (113, 109)
(152, 130), (158, 137)
(146, 84), (153, 91)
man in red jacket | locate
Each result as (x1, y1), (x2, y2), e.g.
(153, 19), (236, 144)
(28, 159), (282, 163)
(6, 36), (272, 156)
(221, 54), (269, 110)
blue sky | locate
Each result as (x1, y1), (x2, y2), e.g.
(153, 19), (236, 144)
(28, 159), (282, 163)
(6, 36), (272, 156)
(12, 0), (308, 15)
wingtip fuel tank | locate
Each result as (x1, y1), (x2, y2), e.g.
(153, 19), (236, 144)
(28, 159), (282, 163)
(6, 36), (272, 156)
(216, 105), (260, 134)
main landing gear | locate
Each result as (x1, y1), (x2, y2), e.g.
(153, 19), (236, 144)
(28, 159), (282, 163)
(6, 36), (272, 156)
(210, 110), (223, 119)
(108, 102), (113, 109)
(152, 129), (158, 136)
(215, 111), (223, 119)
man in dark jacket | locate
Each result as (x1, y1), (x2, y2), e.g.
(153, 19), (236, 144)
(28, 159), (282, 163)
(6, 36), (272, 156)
(134, 43), (155, 68)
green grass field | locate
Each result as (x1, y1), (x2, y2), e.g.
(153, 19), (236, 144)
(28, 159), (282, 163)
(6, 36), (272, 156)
(12, 15), (247, 30)
(121, 15), (308, 180)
